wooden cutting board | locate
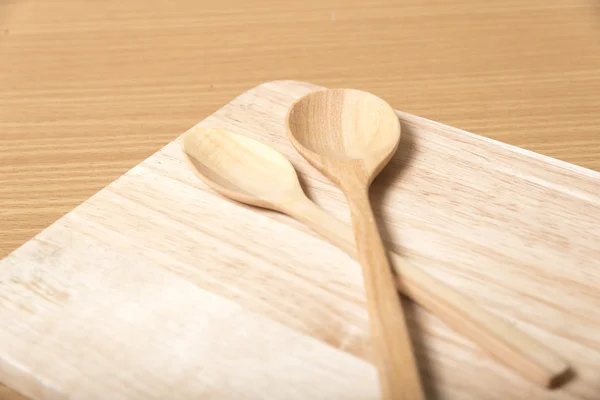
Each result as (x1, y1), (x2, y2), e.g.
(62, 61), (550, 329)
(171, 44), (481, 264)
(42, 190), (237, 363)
(1, 80), (599, 400)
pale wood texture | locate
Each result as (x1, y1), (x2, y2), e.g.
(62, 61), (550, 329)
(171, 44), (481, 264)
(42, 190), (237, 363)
(2, 1), (600, 399)
(182, 127), (569, 388)
(348, 194), (422, 400)
(288, 89), (423, 400)
(1, 80), (599, 400)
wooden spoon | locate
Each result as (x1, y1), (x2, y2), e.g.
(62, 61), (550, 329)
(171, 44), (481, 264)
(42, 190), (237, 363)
(286, 89), (424, 399)
(181, 127), (569, 390)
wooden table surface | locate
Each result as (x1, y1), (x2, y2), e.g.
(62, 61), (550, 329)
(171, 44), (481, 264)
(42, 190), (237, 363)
(1, 0), (599, 398)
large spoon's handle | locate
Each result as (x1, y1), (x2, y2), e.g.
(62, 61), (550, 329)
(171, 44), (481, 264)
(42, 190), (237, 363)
(346, 188), (424, 400)
(285, 194), (568, 389)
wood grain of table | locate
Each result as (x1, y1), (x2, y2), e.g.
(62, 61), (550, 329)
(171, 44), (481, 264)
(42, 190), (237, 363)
(1, 0), (599, 399)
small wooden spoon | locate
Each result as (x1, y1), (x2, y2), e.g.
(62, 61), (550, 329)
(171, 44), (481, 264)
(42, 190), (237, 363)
(286, 89), (423, 399)
(181, 127), (569, 390)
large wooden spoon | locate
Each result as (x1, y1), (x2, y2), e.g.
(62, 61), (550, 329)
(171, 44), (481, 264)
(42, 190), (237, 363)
(181, 127), (569, 391)
(286, 89), (424, 399)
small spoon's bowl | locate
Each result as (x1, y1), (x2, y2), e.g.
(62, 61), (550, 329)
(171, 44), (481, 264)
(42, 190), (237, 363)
(181, 127), (303, 210)
(286, 88), (400, 183)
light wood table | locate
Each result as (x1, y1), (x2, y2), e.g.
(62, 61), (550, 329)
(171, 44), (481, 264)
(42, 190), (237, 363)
(1, 1), (599, 398)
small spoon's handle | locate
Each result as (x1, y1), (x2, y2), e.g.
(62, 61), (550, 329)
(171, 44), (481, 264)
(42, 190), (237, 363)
(285, 194), (569, 389)
(345, 188), (425, 400)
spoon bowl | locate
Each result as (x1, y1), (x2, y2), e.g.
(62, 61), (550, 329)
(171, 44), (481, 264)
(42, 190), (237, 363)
(181, 127), (303, 210)
(287, 89), (400, 185)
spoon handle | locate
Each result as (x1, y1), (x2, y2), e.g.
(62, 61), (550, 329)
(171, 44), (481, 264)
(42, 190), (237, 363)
(346, 189), (425, 400)
(285, 195), (568, 389)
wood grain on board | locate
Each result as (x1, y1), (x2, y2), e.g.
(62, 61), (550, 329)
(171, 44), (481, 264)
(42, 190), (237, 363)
(1, 80), (599, 400)
(2, 0), (600, 399)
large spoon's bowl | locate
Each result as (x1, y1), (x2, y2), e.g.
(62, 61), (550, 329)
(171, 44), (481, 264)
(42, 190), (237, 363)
(286, 88), (401, 184)
(181, 127), (303, 210)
